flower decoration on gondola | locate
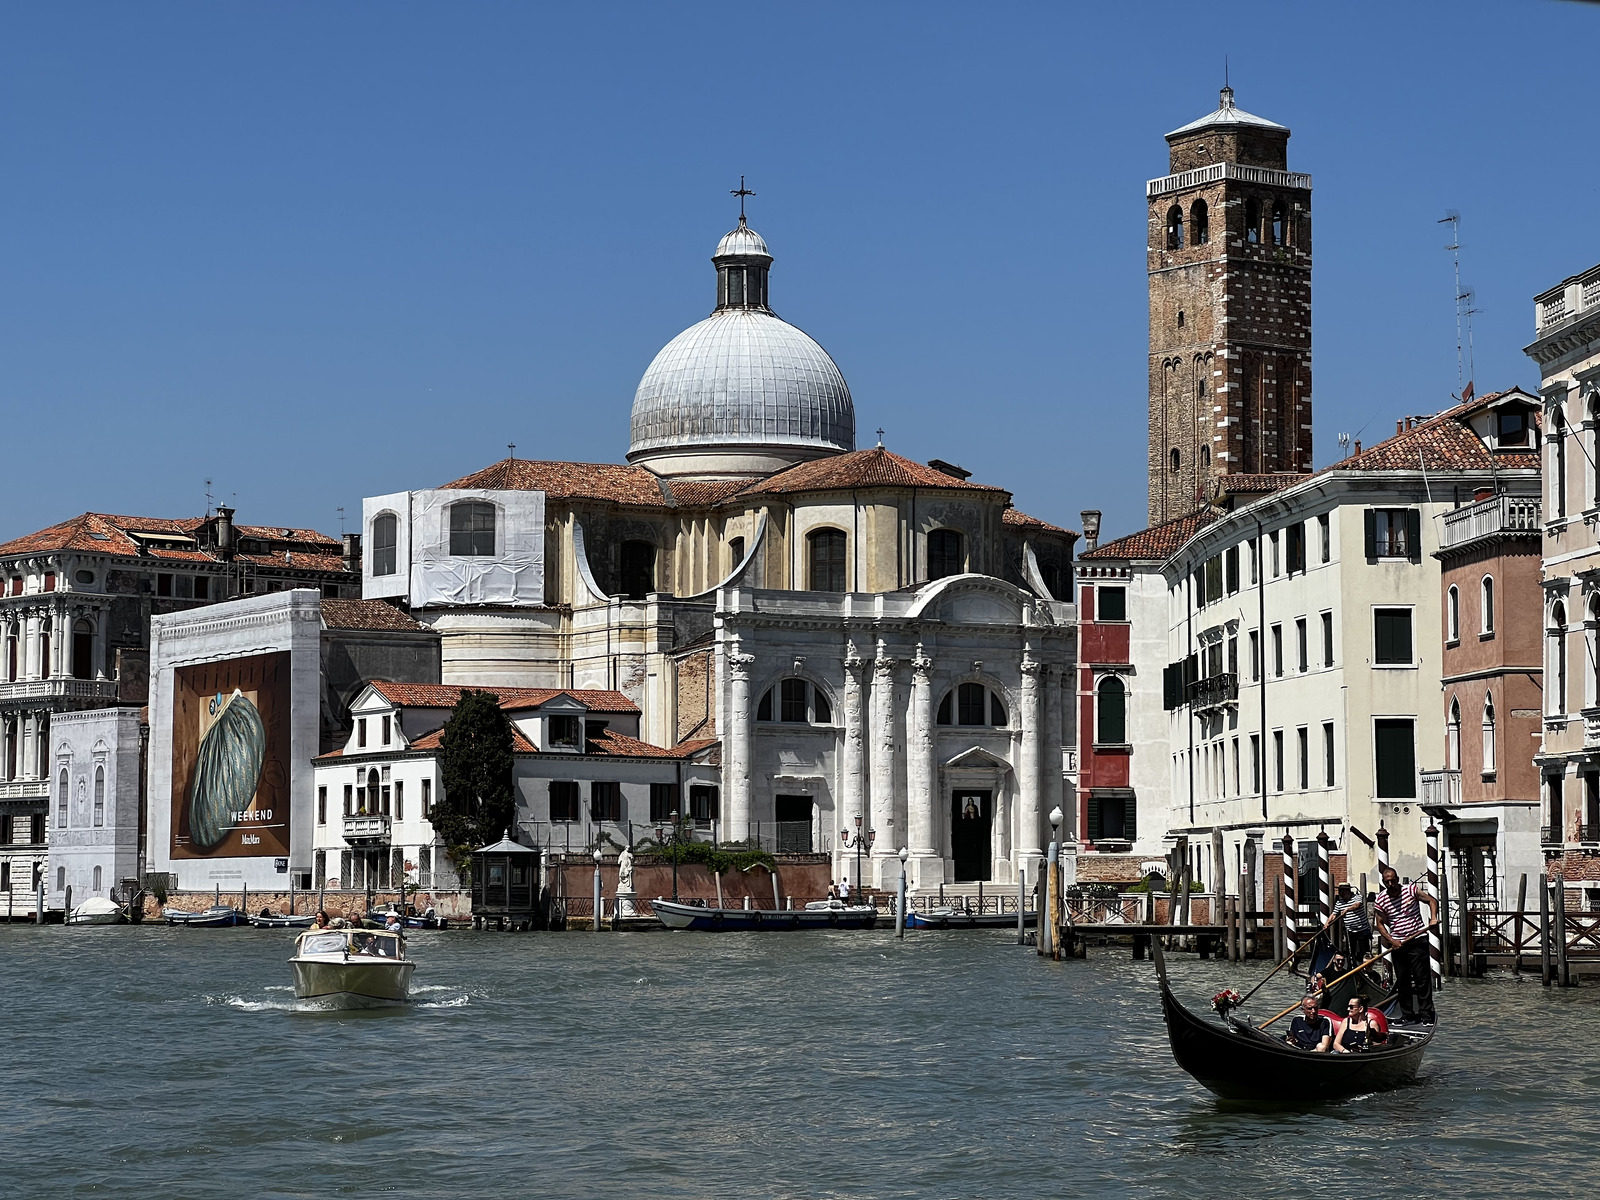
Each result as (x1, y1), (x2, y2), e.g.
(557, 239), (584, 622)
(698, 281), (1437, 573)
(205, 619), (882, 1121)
(1210, 988), (1243, 1015)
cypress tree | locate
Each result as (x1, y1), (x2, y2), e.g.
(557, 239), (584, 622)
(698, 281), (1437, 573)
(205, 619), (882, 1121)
(434, 689), (516, 872)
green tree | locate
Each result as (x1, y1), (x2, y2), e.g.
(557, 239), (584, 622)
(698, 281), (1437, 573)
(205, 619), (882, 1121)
(434, 689), (516, 872)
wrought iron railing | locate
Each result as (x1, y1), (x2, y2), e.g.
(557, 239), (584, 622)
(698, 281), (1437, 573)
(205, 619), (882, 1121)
(1186, 673), (1238, 710)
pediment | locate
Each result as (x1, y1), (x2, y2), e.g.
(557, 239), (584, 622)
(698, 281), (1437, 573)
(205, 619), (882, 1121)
(540, 695), (589, 713)
(943, 745), (1012, 772)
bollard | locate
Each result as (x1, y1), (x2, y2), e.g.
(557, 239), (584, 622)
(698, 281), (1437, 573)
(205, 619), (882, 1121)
(1540, 872), (1552, 986)
(1424, 822), (1443, 985)
(1016, 863), (1026, 946)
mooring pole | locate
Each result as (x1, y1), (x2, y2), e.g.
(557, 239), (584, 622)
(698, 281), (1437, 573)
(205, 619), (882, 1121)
(1281, 834), (1297, 962)
(1556, 873), (1571, 987)
(1540, 872), (1552, 987)
(1424, 822), (1444, 986)
(896, 858), (907, 941)
(1016, 862), (1025, 946)
(1514, 872), (1529, 975)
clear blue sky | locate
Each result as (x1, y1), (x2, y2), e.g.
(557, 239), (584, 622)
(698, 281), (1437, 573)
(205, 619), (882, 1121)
(3, 2), (1595, 547)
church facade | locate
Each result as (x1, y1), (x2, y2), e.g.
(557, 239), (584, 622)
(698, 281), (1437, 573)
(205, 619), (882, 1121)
(359, 214), (1079, 893)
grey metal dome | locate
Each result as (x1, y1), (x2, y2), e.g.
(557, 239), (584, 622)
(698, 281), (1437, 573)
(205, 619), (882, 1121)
(628, 220), (855, 473)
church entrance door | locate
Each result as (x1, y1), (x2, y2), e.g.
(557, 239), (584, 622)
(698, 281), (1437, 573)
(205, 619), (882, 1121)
(773, 794), (814, 853)
(950, 791), (992, 883)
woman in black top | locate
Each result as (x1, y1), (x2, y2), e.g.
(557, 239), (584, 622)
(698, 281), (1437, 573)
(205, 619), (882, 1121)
(1334, 995), (1373, 1053)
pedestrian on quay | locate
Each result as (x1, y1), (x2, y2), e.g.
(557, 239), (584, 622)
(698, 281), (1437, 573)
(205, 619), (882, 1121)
(1372, 866), (1438, 1025)
(828, 881), (838, 902)
(1333, 882), (1372, 963)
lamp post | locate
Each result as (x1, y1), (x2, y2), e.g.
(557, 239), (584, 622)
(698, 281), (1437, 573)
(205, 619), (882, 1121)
(670, 810), (680, 902)
(592, 847), (603, 932)
(896, 846), (909, 939)
(839, 815), (876, 900)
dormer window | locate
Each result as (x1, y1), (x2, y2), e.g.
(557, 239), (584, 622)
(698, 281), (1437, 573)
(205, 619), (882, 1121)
(548, 715), (582, 749)
(1496, 408), (1528, 447)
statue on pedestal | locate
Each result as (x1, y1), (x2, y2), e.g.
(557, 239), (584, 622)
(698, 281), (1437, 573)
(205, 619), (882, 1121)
(616, 844), (638, 918)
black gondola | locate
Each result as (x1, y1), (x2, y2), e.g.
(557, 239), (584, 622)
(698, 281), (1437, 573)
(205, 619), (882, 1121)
(1152, 939), (1432, 1103)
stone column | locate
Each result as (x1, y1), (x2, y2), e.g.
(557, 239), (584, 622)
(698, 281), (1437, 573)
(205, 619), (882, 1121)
(907, 643), (938, 890)
(23, 611), (40, 681)
(839, 642), (866, 869)
(1044, 662), (1065, 839)
(725, 641), (755, 843)
(869, 640), (897, 886)
(21, 711), (37, 779)
(1017, 650), (1043, 864)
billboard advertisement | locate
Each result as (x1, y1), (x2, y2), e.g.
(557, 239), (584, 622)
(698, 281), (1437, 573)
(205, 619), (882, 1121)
(170, 651), (291, 859)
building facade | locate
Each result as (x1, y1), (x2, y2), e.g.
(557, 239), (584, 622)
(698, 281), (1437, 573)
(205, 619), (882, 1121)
(46, 707), (145, 913)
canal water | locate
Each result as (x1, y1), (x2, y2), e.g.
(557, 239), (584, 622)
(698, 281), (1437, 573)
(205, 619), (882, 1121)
(3, 924), (1598, 1198)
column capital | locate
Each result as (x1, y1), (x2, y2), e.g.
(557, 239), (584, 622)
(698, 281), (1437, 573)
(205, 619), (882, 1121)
(728, 649), (755, 680)
(843, 641), (865, 673)
(873, 639), (895, 679)
(1021, 654), (1044, 678)
(911, 643), (933, 678)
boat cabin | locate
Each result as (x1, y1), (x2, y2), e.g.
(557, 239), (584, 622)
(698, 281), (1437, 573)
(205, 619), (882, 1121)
(296, 929), (406, 960)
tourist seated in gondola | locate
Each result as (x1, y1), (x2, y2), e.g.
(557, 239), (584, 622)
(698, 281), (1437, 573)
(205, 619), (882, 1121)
(1334, 995), (1375, 1053)
(1286, 994), (1334, 1052)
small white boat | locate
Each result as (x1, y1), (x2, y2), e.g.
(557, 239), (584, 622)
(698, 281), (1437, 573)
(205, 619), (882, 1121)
(290, 928), (415, 1007)
(66, 897), (128, 926)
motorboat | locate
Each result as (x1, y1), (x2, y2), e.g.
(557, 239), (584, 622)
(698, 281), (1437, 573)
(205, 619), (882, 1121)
(249, 912), (316, 928)
(66, 897), (128, 926)
(905, 906), (1037, 930)
(165, 905), (248, 927)
(290, 928), (416, 1007)
(363, 905), (446, 930)
(653, 897), (879, 931)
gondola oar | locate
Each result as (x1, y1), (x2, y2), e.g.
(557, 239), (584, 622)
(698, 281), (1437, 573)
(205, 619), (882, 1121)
(1258, 923), (1437, 1030)
(1237, 910), (1340, 1005)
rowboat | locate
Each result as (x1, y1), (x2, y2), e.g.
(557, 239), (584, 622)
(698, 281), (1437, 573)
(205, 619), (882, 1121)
(363, 906), (447, 930)
(290, 929), (415, 1007)
(66, 898), (128, 926)
(1152, 939), (1431, 1102)
(905, 907), (1037, 930)
(653, 898), (878, 931)
(165, 905), (248, 927)
(249, 912), (316, 928)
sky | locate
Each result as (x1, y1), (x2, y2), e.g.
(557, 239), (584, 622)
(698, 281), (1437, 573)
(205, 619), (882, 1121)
(3, 2), (1597, 547)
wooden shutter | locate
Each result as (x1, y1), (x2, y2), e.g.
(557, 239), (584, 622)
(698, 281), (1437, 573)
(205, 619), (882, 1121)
(1124, 797), (1137, 841)
(1086, 796), (1101, 841)
(1406, 509), (1423, 562)
(1364, 510), (1377, 562)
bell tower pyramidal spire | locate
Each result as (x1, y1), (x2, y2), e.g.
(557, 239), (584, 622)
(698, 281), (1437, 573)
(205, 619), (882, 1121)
(1146, 87), (1313, 525)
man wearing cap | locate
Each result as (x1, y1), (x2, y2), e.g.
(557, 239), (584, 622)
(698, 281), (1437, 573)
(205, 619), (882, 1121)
(1332, 881), (1372, 963)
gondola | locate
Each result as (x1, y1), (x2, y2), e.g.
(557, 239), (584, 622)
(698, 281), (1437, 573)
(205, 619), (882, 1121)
(1151, 938), (1432, 1103)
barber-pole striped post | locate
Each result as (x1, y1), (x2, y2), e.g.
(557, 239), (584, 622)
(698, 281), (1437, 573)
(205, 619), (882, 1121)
(1282, 833), (1298, 960)
(1425, 821), (1443, 985)
(1376, 821), (1390, 878)
(1317, 831), (1333, 924)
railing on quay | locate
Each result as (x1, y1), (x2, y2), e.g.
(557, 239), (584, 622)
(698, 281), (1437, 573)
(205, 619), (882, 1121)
(522, 820), (831, 856)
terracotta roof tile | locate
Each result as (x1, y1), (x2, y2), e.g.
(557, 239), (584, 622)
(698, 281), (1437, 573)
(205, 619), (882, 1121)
(321, 599), (431, 632)
(0, 511), (342, 563)
(237, 551), (352, 573)
(1080, 508), (1217, 561)
(1214, 473), (1303, 495)
(1002, 507), (1074, 536)
(662, 479), (751, 507)
(406, 725), (539, 754)
(584, 729), (690, 758)
(443, 458), (669, 506)
(366, 681), (640, 714)
(1320, 389), (1540, 476)
(736, 447), (1009, 498)
(231, 524), (341, 547)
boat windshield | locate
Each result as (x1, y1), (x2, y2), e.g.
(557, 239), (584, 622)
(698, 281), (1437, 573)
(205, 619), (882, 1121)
(349, 932), (403, 958)
(300, 932), (347, 956)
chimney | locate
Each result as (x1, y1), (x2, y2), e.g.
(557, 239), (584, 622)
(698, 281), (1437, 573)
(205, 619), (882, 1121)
(1396, 419), (1404, 435)
(342, 532), (362, 575)
(215, 506), (235, 560)
(1079, 510), (1102, 553)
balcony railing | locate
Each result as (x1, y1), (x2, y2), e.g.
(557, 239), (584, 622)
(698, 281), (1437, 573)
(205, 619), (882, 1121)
(1146, 161), (1313, 198)
(1542, 825), (1562, 848)
(1536, 263), (1600, 332)
(1187, 673), (1238, 711)
(1439, 494), (1541, 550)
(1580, 824), (1600, 846)
(343, 814), (392, 846)
(1420, 768), (1462, 808)
(0, 779), (50, 802)
(0, 678), (120, 704)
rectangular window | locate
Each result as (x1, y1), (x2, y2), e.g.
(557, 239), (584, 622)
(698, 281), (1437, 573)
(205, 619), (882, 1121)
(1296, 618), (1308, 672)
(548, 715), (581, 749)
(1549, 775), (1566, 842)
(1273, 730), (1285, 792)
(394, 780), (404, 821)
(1225, 547), (1239, 595)
(1323, 721), (1336, 787)
(380, 785), (391, 816)
(1286, 523), (1306, 575)
(549, 781), (580, 823)
(1193, 568), (1205, 609)
(449, 501), (496, 557)
(690, 784), (720, 823)
(780, 678), (809, 722)
(1322, 611), (1334, 667)
(1249, 540), (1259, 586)
(157, 573), (173, 597)
(1097, 586), (1126, 622)
(357, 719), (367, 749)
(1204, 556), (1223, 604)
(1249, 631), (1261, 682)
(1374, 718), (1417, 798)
(0, 862), (7, 890)
(1227, 634), (1238, 677)
(590, 781), (621, 823)
(43, 572), (56, 592)
(194, 576), (210, 600)
(343, 784), (353, 817)
(318, 787), (327, 826)
(1298, 727), (1309, 790)
(650, 782), (679, 823)
(1271, 624), (1283, 677)
(1319, 514), (1331, 563)
(421, 778), (431, 817)
(1365, 508), (1420, 561)
(381, 715), (391, 745)
(1374, 608), (1414, 665)
(176, 574), (193, 599)
(1087, 795), (1135, 842)
(1270, 531), (1281, 578)
(1250, 734), (1261, 793)
(1231, 738), (1240, 797)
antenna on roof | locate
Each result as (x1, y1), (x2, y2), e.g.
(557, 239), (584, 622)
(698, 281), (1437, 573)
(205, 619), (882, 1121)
(1461, 286), (1479, 397)
(337, 506), (345, 535)
(1439, 211), (1466, 400)
(1337, 432), (1350, 460)
(204, 479), (213, 517)
(1224, 55), (1229, 89)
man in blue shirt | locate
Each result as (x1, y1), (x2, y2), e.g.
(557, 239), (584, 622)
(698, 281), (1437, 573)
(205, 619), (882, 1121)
(1286, 993), (1333, 1052)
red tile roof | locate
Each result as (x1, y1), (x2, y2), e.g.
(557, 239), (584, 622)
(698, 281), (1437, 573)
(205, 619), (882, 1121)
(1214, 473), (1303, 495)
(737, 447), (1009, 497)
(1003, 507), (1075, 536)
(238, 552), (351, 573)
(662, 479), (752, 507)
(321, 599), (431, 632)
(0, 511), (343, 564)
(1323, 390), (1540, 475)
(404, 725), (540, 754)
(366, 681), (639, 714)
(1080, 508), (1217, 561)
(443, 458), (670, 506)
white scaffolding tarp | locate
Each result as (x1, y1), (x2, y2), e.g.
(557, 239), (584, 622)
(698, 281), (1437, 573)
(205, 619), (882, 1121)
(360, 487), (546, 607)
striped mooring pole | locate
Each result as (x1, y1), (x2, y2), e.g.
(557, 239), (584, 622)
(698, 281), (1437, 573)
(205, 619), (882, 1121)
(1281, 833), (1298, 961)
(1316, 831), (1333, 924)
(1425, 821), (1443, 984)
(1376, 821), (1390, 879)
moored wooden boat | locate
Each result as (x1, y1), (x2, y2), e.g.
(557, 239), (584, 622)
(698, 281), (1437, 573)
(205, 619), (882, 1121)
(1152, 939), (1431, 1102)
(653, 898), (878, 931)
(905, 907), (1037, 930)
(165, 905), (248, 927)
(249, 912), (316, 928)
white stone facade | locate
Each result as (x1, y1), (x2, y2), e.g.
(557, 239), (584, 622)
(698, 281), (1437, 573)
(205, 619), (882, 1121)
(47, 707), (143, 911)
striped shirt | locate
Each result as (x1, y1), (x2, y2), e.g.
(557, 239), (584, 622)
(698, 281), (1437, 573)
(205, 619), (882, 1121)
(1334, 897), (1370, 935)
(1373, 882), (1424, 940)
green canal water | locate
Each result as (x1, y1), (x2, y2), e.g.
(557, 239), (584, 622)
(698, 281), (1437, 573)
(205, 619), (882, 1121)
(3, 924), (1597, 1198)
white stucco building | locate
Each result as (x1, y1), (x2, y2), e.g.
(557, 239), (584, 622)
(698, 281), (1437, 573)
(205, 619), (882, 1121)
(46, 707), (144, 912)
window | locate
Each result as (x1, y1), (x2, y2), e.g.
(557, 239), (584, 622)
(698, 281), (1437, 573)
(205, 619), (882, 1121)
(357, 719), (367, 749)
(1447, 585), (1460, 643)
(1271, 624), (1283, 677)
(157, 573), (173, 597)
(421, 778), (431, 817)
(1298, 727), (1309, 790)
(1482, 693), (1497, 775)
(1550, 602), (1569, 716)
(1553, 408), (1568, 519)
(1248, 539), (1259, 585)
(1365, 509), (1420, 561)
(1497, 408), (1528, 447)
(1225, 547), (1239, 594)
(759, 680), (831, 724)
(1166, 204), (1184, 250)
(620, 541), (655, 600)
(1321, 611), (1334, 667)
(1250, 734), (1261, 793)
(72, 619), (93, 680)
(43, 572), (56, 592)
(1249, 630), (1261, 682)
(807, 529), (848, 591)
(93, 766), (104, 827)
(1097, 677), (1127, 744)
(728, 537), (745, 569)
(1201, 445), (1211, 470)
(690, 785), (720, 823)
(1086, 795), (1136, 842)
(1190, 198), (1209, 246)
(343, 784), (353, 817)
(394, 780), (404, 821)
(1549, 775), (1566, 843)
(382, 716), (391, 746)
(1374, 608), (1414, 665)
(318, 787), (327, 826)
(1170, 448), (1181, 474)
(939, 683), (1007, 727)
(927, 529), (964, 580)
(93, 865), (101, 892)
(1271, 200), (1286, 245)
(57, 866), (64, 893)
(1269, 531), (1280, 577)
(650, 782), (679, 823)
(1097, 586), (1127, 622)
(1375, 718), (1417, 798)
(1245, 197), (1261, 243)
(1273, 730), (1284, 791)
(448, 501), (496, 557)
(549, 781), (581, 823)
(1318, 513), (1330, 563)
(372, 513), (398, 576)
(1227, 634), (1238, 676)
(548, 715), (581, 749)
(780, 678), (807, 722)
(1296, 618), (1308, 672)
(1204, 556), (1223, 604)
(1323, 722), (1336, 787)
(194, 576), (210, 600)
(1481, 576), (1495, 636)
(57, 768), (68, 829)
(1286, 523), (1305, 575)
(590, 781), (621, 823)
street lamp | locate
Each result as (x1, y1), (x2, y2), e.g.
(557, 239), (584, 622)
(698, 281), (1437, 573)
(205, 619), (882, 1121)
(669, 809), (680, 902)
(896, 846), (909, 939)
(839, 815), (876, 901)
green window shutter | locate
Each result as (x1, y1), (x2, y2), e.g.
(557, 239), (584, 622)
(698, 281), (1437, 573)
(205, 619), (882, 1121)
(1086, 797), (1101, 841)
(1364, 510), (1377, 562)
(1124, 797), (1137, 841)
(1406, 509), (1423, 563)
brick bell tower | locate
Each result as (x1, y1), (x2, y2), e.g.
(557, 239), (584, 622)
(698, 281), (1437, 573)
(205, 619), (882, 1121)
(1146, 87), (1313, 526)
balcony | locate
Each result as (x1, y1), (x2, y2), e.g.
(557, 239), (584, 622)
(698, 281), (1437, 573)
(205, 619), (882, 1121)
(1146, 161), (1313, 198)
(1420, 768), (1462, 808)
(1186, 673), (1238, 712)
(1542, 825), (1562, 849)
(343, 814), (392, 847)
(0, 779), (50, 803)
(1438, 494), (1541, 552)
(1586, 709), (1600, 750)
(0, 678), (120, 704)
(1536, 263), (1600, 333)
(1581, 824), (1600, 846)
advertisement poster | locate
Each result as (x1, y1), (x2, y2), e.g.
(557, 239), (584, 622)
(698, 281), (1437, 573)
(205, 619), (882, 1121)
(171, 651), (291, 859)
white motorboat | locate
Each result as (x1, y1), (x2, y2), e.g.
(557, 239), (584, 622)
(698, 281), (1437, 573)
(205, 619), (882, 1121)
(290, 929), (416, 1007)
(66, 897), (128, 926)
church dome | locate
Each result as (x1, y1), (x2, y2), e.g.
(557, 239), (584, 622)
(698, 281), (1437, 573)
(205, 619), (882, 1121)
(628, 218), (855, 479)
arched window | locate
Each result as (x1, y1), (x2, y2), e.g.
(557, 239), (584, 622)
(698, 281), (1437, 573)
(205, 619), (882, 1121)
(727, 537), (745, 571)
(57, 768), (68, 828)
(1097, 676), (1127, 744)
(448, 501), (496, 557)
(1447, 698), (1461, 770)
(756, 678), (832, 724)
(1271, 200), (1286, 245)
(807, 529), (848, 592)
(92, 865), (102, 893)
(620, 541), (656, 600)
(1553, 408), (1569, 519)
(372, 513), (398, 576)
(1481, 576), (1494, 636)
(936, 683), (1007, 727)
(1245, 198), (1261, 243)
(1169, 448), (1181, 474)
(1482, 692), (1497, 774)
(1551, 601), (1569, 716)
(1190, 198), (1209, 246)
(72, 619), (94, 681)
(1447, 585), (1460, 642)
(93, 765), (104, 828)
(927, 529), (964, 580)
(1166, 204), (1184, 250)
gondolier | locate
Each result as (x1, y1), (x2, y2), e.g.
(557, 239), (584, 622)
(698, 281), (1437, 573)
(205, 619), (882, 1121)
(1373, 866), (1437, 1025)
(1333, 882), (1372, 962)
